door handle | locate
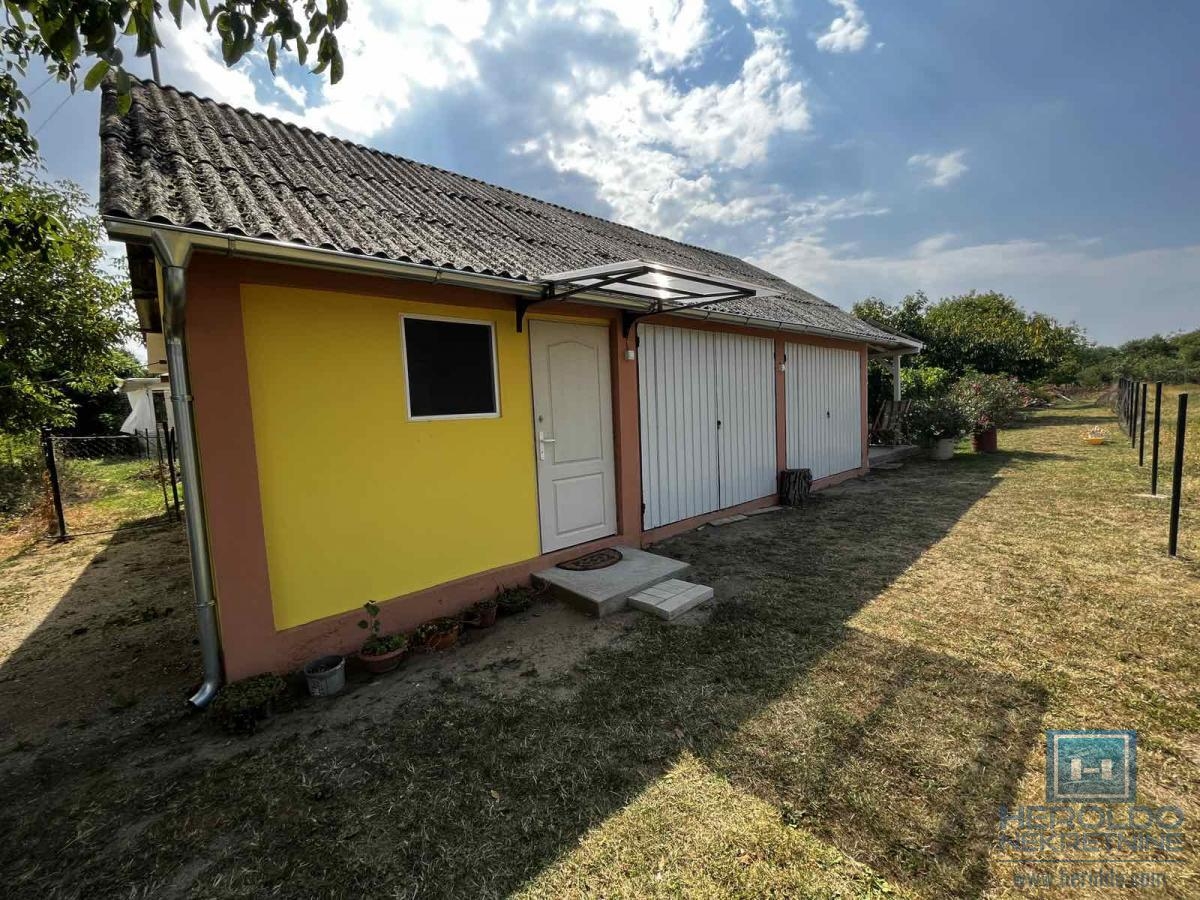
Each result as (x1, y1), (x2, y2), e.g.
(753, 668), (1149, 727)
(538, 431), (556, 460)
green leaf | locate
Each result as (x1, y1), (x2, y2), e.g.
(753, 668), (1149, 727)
(330, 48), (343, 84)
(295, 37), (307, 65)
(267, 36), (278, 74)
(169, 0), (184, 28)
(4, 2), (26, 28)
(83, 60), (110, 91)
(115, 68), (132, 114)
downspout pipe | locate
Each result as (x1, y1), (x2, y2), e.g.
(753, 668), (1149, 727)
(153, 232), (222, 708)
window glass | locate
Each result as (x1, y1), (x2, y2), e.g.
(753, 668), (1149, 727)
(402, 317), (499, 418)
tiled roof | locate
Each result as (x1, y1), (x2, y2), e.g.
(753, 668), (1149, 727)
(99, 77), (904, 345)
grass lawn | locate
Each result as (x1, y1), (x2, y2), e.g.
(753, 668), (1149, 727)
(0, 401), (1197, 898)
(56, 456), (175, 533)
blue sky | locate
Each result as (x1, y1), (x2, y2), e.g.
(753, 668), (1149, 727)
(20, 0), (1200, 345)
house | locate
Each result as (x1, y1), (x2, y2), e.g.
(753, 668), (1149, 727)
(98, 77), (920, 701)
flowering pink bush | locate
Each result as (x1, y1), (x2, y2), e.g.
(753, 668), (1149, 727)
(950, 373), (1027, 434)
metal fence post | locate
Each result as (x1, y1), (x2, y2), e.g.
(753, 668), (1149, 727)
(1131, 381), (1140, 448)
(153, 427), (171, 519)
(1138, 382), (1148, 465)
(40, 427), (68, 541)
(1151, 382), (1163, 495)
(1168, 393), (1188, 557)
(165, 426), (181, 518)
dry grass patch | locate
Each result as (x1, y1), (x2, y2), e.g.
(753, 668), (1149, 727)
(0, 401), (1197, 898)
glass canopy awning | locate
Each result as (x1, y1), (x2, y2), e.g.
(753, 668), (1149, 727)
(518, 260), (780, 333)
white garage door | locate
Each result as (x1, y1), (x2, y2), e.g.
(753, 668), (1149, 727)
(785, 343), (862, 480)
(639, 325), (776, 529)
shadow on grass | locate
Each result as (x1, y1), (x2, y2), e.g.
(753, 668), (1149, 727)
(0, 522), (196, 754)
(0, 451), (1043, 898)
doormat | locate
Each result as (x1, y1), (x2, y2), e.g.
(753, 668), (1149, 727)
(557, 548), (623, 571)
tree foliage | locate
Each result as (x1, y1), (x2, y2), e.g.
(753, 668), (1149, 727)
(855, 290), (1087, 383)
(0, 171), (135, 432)
(1077, 329), (1200, 386)
(1, 0), (348, 164)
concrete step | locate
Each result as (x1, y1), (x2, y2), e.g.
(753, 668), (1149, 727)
(533, 546), (692, 617)
(628, 579), (714, 620)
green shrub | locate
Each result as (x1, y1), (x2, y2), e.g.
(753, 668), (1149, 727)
(210, 674), (288, 735)
(0, 433), (44, 519)
(899, 365), (953, 400)
(950, 373), (1028, 434)
(907, 397), (970, 444)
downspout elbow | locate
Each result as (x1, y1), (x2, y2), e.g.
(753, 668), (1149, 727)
(156, 243), (223, 709)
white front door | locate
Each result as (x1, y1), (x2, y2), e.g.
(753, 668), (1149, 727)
(530, 320), (618, 552)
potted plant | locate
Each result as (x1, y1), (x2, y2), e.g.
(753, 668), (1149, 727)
(951, 373), (1025, 453)
(906, 397), (968, 461)
(356, 601), (409, 674)
(210, 673), (288, 734)
(462, 596), (498, 629)
(495, 585), (537, 616)
(416, 616), (461, 651)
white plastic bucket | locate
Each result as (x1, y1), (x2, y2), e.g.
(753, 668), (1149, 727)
(931, 438), (956, 461)
(303, 655), (346, 697)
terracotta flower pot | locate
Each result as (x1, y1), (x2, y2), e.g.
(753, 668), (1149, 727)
(424, 623), (461, 651)
(973, 427), (998, 453)
(358, 645), (408, 674)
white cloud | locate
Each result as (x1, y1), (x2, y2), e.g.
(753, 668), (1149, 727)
(161, 0), (490, 138)
(815, 0), (871, 53)
(537, 27), (811, 235)
(753, 233), (1200, 344)
(908, 149), (969, 188)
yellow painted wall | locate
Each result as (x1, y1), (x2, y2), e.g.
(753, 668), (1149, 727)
(241, 284), (541, 629)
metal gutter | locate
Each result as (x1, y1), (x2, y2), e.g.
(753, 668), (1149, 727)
(103, 218), (920, 352)
(149, 229), (222, 708)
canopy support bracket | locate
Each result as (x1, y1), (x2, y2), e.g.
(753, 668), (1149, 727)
(620, 290), (757, 338)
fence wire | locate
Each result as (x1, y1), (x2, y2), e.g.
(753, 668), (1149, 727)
(43, 428), (181, 538)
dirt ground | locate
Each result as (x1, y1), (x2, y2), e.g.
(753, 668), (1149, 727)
(1, 402), (1197, 898)
(0, 525), (197, 752)
(0, 520), (649, 760)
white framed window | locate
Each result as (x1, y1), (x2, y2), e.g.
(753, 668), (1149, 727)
(401, 314), (501, 420)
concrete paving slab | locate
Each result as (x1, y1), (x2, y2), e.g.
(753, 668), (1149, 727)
(534, 547), (692, 617)
(745, 506), (783, 516)
(710, 514), (748, 526)
(629, 579), (714, 620)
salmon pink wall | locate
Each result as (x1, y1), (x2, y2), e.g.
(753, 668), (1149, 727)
(182, 254), (870, 678)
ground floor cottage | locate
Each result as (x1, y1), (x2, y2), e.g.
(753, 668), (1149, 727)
(97, 77), (919, 686)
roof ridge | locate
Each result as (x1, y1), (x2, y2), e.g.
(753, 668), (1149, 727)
(125, 76), (758, 265)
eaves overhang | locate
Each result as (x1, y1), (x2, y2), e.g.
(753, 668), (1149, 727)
(103, 218), (912, 349)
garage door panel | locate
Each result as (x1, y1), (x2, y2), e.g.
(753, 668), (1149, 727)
(716, 333), (776, 508)
(640, 325), (777, 530)
(786, 343), (861, 480)
(639, 325), (719, 529)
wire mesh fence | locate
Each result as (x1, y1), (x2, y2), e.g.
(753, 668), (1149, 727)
(42, 427), (181, 539)
(1114, 378), (1194, 556)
